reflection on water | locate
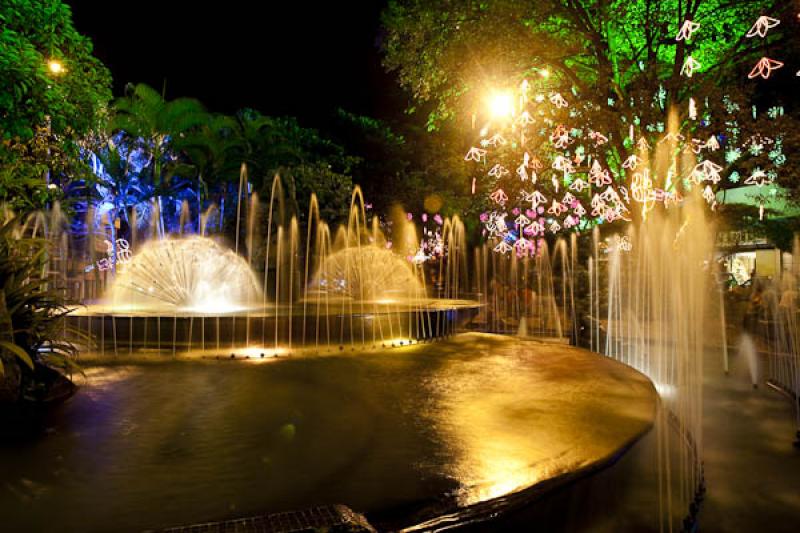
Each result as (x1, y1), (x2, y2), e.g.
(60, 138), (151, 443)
(0, 334), (655, 532)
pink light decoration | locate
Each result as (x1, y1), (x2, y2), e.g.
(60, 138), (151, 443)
(748, 57), (784, 79)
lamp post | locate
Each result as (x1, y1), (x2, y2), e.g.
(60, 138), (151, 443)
(44, 58), (65, 188)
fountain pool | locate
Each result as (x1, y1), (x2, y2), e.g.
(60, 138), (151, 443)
(0, 334), (657, 532)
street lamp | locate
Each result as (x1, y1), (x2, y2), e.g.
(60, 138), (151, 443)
(487, 90), (514, 120)
(47, 59), (65, 75)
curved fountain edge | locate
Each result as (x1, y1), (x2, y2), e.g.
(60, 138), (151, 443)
(381, 343), (660, 532)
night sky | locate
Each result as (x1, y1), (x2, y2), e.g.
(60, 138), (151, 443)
(67, 1), (406, 128)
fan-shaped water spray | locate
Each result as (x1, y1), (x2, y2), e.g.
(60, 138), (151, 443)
(308, 245), (424, 302)
(107, 236), (262, 312)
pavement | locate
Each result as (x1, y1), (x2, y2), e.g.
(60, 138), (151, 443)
(697, 326), (800, 532)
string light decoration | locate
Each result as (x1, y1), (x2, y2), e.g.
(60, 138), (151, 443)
(681, 56), (701, 77)
(745, 15), (780, 38)
(463, 9), (791, 257)
(676, 20), (701, 41)
(747, 57), (784, 79)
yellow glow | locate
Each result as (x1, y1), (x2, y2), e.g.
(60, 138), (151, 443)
(487, 91), (514, 119)
(47, 59), (65, 75)
(540, 68), (550, 78)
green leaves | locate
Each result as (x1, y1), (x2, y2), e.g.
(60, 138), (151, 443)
(0, 341), (33, 371)
(0, 0), (112, 210)
(0, 215), (80, 378)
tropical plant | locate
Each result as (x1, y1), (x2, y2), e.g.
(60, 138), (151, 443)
(0, 214), (80, 388)
(110, 83), (208, 235)
(0, 0), (112, 209)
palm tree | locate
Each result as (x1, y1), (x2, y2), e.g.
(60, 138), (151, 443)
(172, 114), (242, 229)
(110, 83), (207, 236)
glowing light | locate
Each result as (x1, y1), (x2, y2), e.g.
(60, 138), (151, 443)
(689, 160), (722, 184)
(490, 188), (509, 206)
(680, 56), (701, 77)
(689, 97), (697, 120)
(746, 16), (780, 38)
(488, 164), (509, 178)
(569, 178), (589, 193)
(494, 241), (513, 254)
(704, 136), (720, 151)
(47, 59), (65, 75)
(588, 131), (608, 146)
(744, 169), (771, 187)
(547, 200), (567, 216)
(549, 93), (568, 108)
(748, 57), (784, 79)
(465, 147), (488, 162)
(622, 155), (642, 170)
(488, 91), (514, 119)
(520, 189), (547, 209)
(676, 20), (701, 41)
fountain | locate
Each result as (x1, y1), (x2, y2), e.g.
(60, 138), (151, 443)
(67, 174), (479, 355)
(6, 164), (698, 532)
(107, 236), (262, 312)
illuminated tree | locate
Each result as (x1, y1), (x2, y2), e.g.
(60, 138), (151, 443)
(0, 0), (112, 209)
(382, 0), (800, 250)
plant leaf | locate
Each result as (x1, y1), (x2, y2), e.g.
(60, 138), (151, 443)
(0, 340), (34, 370)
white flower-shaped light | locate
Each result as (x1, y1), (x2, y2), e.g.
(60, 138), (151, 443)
(464, 147), (487, 162)
(514, 214), (531, 227)
(676, 20), (701, 41)
(521, 189), (548, 209)
(589, 131), (609, 146)
(516, 164), (529, 181)
(549, 93), (569, 108)
(490, 188), (509, 205)
(746, 16), (780, 38)
(552, 155), (575, 173)
(704, 136), (720, 151)
(548, 200), (567, 216)
(494, 241), (513, 254)
(570, 178), (590, 193)
(681, 56), (701, 77)
(622, 154), (642, 170)
(488, 164), (509, 178)
(485, 133), (507, 147)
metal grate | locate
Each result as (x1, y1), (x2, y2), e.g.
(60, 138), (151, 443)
(159, 504), (376, 533)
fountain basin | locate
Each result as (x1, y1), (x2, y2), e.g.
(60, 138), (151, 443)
(0, 334), (656, 532)
(67, 300), (481, 351)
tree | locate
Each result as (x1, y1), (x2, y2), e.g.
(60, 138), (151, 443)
(0, 0), (111, 208)
(110, 83), (207, 235)
(382, 1), (800, 254)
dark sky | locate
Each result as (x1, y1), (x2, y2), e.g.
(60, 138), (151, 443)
(67, 1), (406, 128)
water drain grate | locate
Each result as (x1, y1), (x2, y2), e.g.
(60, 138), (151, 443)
(159, 504), (376, 533)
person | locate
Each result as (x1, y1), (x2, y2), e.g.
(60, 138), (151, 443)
(743, 282), (764, 332)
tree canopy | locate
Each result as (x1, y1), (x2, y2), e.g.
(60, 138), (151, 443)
(0, 0), (112, 209)
(382, 0), (800, 247)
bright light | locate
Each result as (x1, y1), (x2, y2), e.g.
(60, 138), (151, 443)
(540, 68), (550, 78)
(487, 91), (514, 119)
(47, 59), (65, 75)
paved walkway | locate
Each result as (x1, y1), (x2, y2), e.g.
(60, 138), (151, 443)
(698, 328), (800, 532)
